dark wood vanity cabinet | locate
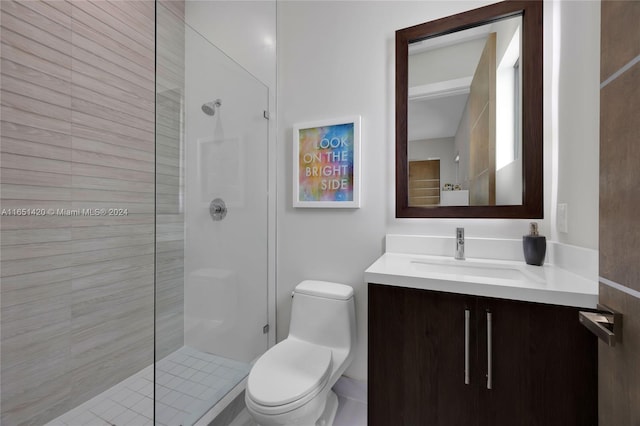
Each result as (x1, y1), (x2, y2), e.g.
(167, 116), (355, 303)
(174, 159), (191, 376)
(368, 284), (597, 426)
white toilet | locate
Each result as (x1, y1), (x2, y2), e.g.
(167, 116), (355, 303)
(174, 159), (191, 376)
(245, 280), (356, 426)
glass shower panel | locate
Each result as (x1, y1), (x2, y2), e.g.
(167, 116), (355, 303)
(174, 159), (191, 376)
(182, 27), (269, 364)
(155, 4), (270, 425)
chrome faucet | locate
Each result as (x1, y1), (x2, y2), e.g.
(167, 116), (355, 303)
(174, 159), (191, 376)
(455, 227), (465, 260)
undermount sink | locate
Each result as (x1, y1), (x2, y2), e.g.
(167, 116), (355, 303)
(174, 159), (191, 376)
(410, 258), (543, 282)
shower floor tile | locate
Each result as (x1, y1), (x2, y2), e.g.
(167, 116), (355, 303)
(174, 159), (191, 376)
(45, 346), (249, 426)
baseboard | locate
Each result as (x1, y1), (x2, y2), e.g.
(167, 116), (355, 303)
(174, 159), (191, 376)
(332, 376), (367, 404)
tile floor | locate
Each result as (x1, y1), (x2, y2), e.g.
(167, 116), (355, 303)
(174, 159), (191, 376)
(333, 395), (367, 426)
(46, 346), (249, 426)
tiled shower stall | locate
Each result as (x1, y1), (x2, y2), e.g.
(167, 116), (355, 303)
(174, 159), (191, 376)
(0, 1), (271, 425)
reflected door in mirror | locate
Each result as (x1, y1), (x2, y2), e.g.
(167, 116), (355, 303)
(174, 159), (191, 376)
(469, 32), (496, 205)
(408, 160), (440, 206)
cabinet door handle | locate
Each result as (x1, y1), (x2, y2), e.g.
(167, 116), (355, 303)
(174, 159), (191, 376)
(487, 311), (492, 390)
(464, 309), (470, 385)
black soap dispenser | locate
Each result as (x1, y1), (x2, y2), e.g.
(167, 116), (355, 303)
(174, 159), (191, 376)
(523, 222), (546, 266)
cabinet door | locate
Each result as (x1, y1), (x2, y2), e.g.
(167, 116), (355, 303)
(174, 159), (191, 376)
(477, 297), (532, 426)
(369, 284), (479, 426)
(525, 302), (597, 425)
(477, 298), (597, 426)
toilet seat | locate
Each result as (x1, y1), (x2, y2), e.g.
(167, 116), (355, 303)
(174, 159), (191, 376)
(246, 339), (332, 413)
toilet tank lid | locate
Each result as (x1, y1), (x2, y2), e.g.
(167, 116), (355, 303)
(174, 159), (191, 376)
(295, 280), (354, 300)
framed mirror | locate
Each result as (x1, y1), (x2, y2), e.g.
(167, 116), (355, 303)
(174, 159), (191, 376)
(396, 1), (543, 218)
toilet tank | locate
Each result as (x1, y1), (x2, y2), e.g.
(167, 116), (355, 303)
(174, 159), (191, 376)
(288, 280), (356, 353)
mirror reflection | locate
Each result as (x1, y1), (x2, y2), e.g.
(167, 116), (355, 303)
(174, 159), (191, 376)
(407, 15), (522, 207)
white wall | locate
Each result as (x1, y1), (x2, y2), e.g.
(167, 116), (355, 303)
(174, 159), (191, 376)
(551, 0), (600, 249)
(278, 0), (492, 382)
(496, 159), (523, 205)
(278, 0), (600, 381)
(409, 38), (485, 87)
(185, 1), (276, 90)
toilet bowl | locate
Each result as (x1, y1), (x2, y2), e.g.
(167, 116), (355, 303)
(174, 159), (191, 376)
(245, 280), (356, 426)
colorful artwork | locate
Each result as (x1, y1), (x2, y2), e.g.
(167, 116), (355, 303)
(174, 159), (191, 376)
(293, 117), (361, 208)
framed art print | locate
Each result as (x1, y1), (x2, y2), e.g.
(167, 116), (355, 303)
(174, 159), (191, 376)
(293, 116), (361, 208)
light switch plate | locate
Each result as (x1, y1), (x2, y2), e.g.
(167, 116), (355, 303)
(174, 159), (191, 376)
(557, 203), (568, 233)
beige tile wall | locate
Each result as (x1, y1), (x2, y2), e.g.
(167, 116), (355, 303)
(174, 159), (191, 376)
(0, 1), (184, 424)
(598, 283), (640, 425)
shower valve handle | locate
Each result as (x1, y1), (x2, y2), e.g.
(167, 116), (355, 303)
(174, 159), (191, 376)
(209, 198), (227, 221)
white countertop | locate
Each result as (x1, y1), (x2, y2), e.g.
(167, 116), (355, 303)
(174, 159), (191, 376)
(364, 253), (598, 309)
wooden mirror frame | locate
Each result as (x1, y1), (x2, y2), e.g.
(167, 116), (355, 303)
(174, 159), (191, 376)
(396, 0), (543, 218)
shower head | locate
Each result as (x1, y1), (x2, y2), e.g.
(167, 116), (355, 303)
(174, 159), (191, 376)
(202, 99), (222, 116)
